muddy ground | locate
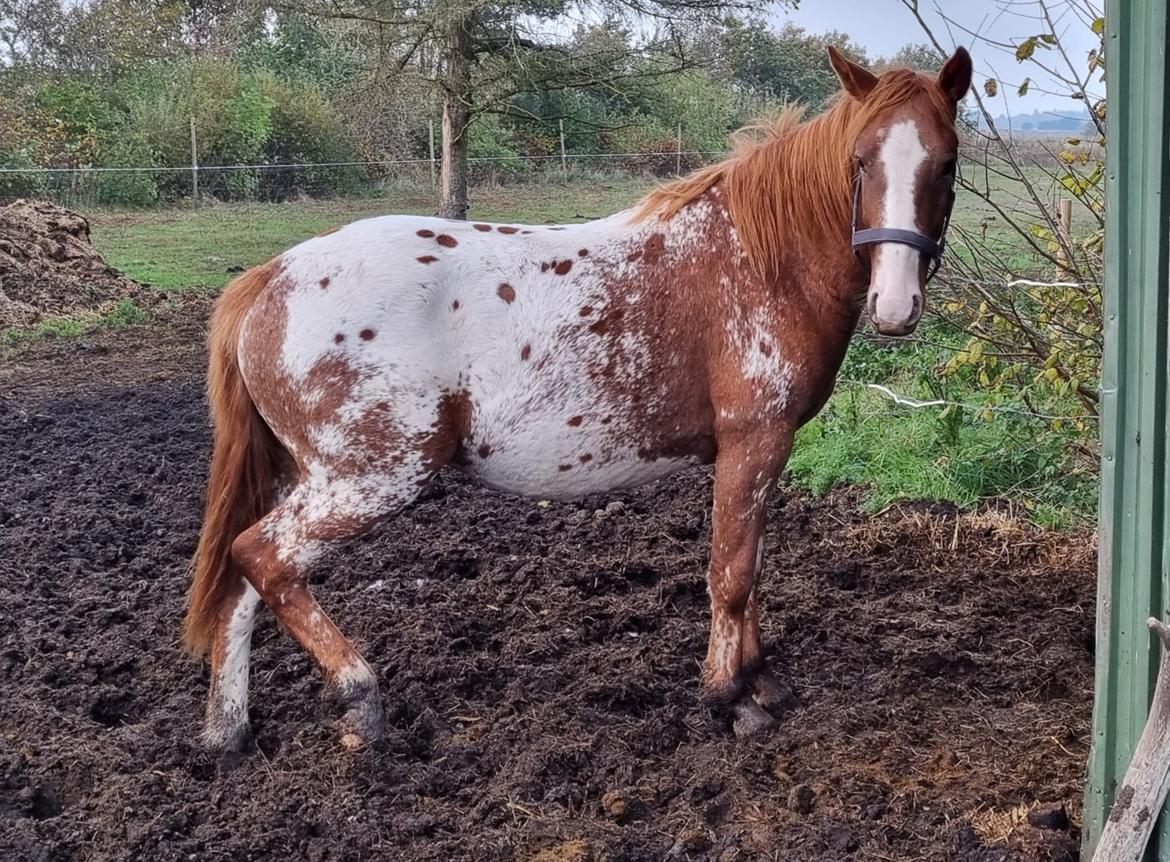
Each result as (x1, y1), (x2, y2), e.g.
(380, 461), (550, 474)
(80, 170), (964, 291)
(0, 309), (1093, 861)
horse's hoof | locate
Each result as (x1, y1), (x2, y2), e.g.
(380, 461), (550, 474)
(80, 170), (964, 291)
(701, 672), (744, 706)
(338, 696), (385, 749)
(203, 719), (252, 753)
(732, 695), (777, 738)
(751, 669), (797, 717)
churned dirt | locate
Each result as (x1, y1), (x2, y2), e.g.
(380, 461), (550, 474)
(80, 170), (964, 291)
(0, 307), (1093, 861)
(0, 200), (161, 329)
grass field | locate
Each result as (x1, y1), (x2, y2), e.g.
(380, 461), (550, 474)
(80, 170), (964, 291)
(89, 178), (658, 292)
(78, 174), (1096, 527)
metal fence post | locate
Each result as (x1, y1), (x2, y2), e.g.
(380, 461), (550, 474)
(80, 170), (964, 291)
(559, 118), (567, 179)
(676, 122), (682, 177)
(1084, 0), (1170, 857)
(189, 117), (199, 202)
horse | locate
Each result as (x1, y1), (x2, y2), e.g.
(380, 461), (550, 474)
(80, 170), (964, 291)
(184, 46), (973, 750)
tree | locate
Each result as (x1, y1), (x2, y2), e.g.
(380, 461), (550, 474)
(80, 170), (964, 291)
(692, 18), (869, 112)
(289, 0), (787, 219)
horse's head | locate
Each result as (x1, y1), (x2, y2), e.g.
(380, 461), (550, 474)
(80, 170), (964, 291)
(828, 46), (972, 336)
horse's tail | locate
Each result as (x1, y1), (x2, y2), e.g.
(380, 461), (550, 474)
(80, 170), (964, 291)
(183, 260), (288, 656)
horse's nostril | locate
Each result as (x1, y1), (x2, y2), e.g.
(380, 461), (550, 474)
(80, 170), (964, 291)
(912, 294), (922, 317)
(867, 292), (878, 317)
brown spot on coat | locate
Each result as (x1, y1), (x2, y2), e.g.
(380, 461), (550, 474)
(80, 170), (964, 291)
(567, 415), (583, 427)
(417, 229), (435, 238)
(541, 262), (551, 273)
(520, 344), (531, 361)
(359, 329), (376, 341)
(417, 255), (438, 264)
(643, 232), (666, 265)
(497, 283), (516, 304)
(436, 234), (458, 248)
(452, 300), (461, 311)
(477, 443), (493, 458)
(554, 260), (573, 275)
(333, 333), (345, 344)
(558, 464), (572, 472)
(579, 453), (593, 463)
(319, 276), (331, 289)
(498, 226), (518, 234)
(473, 223), (492, 231)
(578, 248), (589, 257)
(579, 306), (593, 316)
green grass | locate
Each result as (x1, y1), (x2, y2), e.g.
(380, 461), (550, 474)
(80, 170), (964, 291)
(786, 336), (1097, 529)
(90, 177), (656, 293)
(4, 297), (149, 346)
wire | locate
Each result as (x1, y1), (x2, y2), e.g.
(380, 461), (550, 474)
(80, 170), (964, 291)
(0, 151), (731, 174)
(840, 380), (1097, 423)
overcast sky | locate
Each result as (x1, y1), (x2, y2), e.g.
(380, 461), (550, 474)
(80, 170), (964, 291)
(767, 0), (1101, 113)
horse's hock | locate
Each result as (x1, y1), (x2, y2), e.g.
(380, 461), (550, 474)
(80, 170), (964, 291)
(0, 199), (155, 330)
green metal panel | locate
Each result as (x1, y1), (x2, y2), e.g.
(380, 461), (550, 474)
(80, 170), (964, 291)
(1084, 0), (1170, 856)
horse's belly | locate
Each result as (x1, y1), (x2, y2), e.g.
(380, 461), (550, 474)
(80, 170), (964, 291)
(458, 416), (709, 501)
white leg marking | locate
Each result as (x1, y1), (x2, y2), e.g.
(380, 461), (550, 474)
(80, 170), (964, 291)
(213, 582), (261, 734)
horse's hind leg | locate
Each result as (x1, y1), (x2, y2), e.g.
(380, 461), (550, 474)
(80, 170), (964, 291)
(227, 474), (423, 748)
(204, 579), (262, 750)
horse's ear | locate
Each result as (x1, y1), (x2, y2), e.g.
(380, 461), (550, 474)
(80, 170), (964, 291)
(937, 47), (973, 104)
(828, 46), (878, 100)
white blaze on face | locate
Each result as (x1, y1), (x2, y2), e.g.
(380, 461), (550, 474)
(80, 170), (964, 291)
(870, 119), (928, 333)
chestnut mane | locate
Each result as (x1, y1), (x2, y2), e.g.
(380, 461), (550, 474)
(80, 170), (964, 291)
(634, 69), (955, 278)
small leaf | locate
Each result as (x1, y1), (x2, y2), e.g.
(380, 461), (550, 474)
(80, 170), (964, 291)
(1039, 34), (1057, 45)
(1018, 78), (1031, 97)
(1092, 17), (1105, 35)
(984, 78), (999, 97)
(1015, 36), (1038, 62)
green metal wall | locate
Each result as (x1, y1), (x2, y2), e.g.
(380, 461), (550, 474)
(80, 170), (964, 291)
(1084, 0), (1170, 856)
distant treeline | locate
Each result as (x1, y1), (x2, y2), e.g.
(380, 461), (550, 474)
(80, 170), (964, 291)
(0, 4), (936, 205)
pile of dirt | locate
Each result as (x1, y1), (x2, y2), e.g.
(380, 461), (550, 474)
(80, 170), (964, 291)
(0, 314), (1095, 862)
(0, 199), (158, 329)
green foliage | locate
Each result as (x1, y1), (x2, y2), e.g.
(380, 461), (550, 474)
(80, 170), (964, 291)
(936, 5), (1104, 452)
(694, 19), (869, 111)
(789, 337), (1096, 529)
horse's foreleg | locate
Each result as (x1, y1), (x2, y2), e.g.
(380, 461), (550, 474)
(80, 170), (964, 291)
(742, 586), (795, 716)
(704, 430), (791, 735)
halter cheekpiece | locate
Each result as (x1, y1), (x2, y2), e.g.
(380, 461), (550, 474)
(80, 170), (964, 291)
(850, 167), (956, 282)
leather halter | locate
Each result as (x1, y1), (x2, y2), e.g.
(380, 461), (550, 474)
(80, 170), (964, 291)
(850, 167), (956, 283)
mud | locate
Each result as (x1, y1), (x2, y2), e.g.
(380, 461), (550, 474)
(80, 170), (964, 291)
(0, 310), (1093, 861)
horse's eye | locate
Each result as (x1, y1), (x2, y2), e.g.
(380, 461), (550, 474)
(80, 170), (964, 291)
(855, 156), (867, 172)
(941, 158), (957, 178)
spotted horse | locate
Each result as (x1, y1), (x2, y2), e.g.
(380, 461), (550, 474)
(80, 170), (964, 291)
(184, 47), (973, 749)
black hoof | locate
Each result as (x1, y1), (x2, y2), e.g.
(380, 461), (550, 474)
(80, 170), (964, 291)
(750, 668), (797, 717)
(732, 695), (777, 738)
(338, 693), (385, 749)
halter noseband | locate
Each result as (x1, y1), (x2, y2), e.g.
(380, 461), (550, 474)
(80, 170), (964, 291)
(850, 168), (956, 283)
